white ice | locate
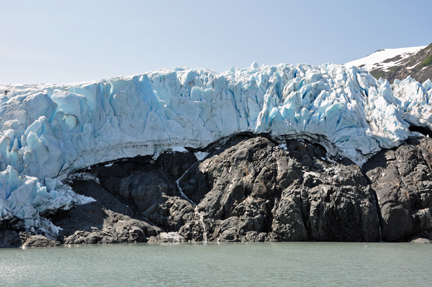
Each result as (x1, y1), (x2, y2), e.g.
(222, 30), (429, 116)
(0, 165), (95, 236)
(1, 62), (432, 232)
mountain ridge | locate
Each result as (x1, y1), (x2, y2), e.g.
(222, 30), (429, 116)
(345, 43), (432, 83)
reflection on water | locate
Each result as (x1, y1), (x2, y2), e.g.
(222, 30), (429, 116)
(0, 242), (431, 286)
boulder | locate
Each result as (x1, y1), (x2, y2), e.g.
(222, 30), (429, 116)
(20, 233), (61, 248)
(409, 237), (432, 244)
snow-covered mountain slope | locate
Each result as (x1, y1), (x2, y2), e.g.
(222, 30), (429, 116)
(345, 44), (432, 83)
(344, 46), (425, 71)
(1, 63), (432, 233)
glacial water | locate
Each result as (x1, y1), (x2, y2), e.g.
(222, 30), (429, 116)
(0, 242), (431, 286)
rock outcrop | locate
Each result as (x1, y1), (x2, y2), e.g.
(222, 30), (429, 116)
(363, 137), (432, 241)
(20, 233), (61, 248)
(179, 137), (380, 242)
(46, 151), (198, 245)
(4, 135), (432, 247)
(49, 180), (161, 244)
(49, 136), (382, 244)
(0, 228), (61, 248)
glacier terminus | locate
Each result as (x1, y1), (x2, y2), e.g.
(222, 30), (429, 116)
(1, 62), (432, 235)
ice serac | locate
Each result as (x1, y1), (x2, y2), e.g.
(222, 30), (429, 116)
(0, 165), (94, 237)
(1, 63), (432, 231)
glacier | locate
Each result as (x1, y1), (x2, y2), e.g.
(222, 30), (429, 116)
(1, 62), (432, 233)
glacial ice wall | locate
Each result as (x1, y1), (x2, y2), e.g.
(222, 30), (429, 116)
(1, 63), (432, 230)
(0, 166), (94, 236)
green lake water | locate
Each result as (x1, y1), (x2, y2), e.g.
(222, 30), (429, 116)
(0, 242), (430, 286)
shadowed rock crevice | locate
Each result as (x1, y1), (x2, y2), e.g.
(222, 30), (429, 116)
(409, 125), (432, 138)
(49, 180), (163, 244)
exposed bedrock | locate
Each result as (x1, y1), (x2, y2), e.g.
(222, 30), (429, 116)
(179, 137), (379, 242)
(19, 233), (61, 248)
(6, 135), (432, 246)
(46, 136), (382, 244)
(49, 180), (163, 244)
(363, 137), (432, 241)
(47, 152), (198, 244)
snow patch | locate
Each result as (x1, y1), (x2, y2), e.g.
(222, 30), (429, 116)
(194, 151), (209, 161)
(157, 232), (185, 243)
(37, 217), (62, 240)
(278, 143), (288, 151)
(303, 171), (321, 178)
(171, 146), (188, 153)
(67, 172), (100, 184)
(344, 46), (425, 71)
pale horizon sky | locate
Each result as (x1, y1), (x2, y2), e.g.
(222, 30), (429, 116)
(1, 0), (431, 84)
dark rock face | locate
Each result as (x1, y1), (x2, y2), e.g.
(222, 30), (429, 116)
(0, 229), (22, 248)
(47, 136), (380, 244)
(50, 180), (162, 244)
(1, 229), (61, 248)
(363, 137), (432, 241)
(48, 152), (198, 245)
(6, 135), (432, 247)
(155, 151), (197, 179)
(178, 137), (380, 242)
(94, 166), (194, 232)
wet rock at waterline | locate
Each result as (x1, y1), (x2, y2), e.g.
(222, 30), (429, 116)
(20, 233), (62, 248)
(409, 237), (432, 244)
(0, 229), (62, 248)
(148, 232), (186, 243)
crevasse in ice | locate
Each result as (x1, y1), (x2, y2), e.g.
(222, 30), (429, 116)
(1, 63), (432, 231)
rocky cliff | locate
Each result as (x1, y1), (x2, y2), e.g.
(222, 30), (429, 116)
(3, 134), (432, 247)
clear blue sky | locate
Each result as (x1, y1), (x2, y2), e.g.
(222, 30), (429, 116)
(1, 0), (431, 84)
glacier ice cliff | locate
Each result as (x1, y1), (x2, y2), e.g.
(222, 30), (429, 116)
(1, 63), (432, 232)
